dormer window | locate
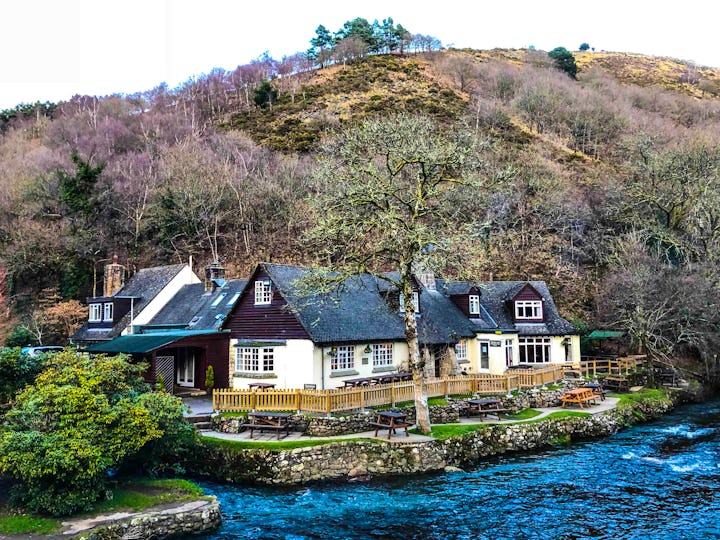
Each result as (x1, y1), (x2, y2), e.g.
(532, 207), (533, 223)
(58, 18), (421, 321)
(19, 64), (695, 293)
(469, 294), (480, 315)
(399, 291), (420, 313)
(103, 303), (113, 322)
(254, 280), (272, 305)
(89, 304), (102, 322)
(515, 300), (543, 320)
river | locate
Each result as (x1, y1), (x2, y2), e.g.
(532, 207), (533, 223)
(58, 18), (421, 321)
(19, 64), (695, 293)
(197, 400), (720, 539)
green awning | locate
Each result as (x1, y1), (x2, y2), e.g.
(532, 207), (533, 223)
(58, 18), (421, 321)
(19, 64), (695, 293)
(83, 330), (221, 354)
(587, 330), (625, 339)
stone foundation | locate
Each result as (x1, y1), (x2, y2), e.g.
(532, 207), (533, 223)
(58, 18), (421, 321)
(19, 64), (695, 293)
(79, 499), (221, 539)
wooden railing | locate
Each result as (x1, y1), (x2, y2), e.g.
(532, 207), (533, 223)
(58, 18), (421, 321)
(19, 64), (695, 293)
(563, 355), (647, 378)
(212, 365), (566, 414)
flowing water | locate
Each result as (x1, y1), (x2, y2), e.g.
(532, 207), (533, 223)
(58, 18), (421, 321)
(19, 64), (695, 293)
(197, 401), (720, 539)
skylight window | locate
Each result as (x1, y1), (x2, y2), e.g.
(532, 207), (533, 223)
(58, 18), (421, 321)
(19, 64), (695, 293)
(211, 293), (227, 307)
(227, 292), (241, 306)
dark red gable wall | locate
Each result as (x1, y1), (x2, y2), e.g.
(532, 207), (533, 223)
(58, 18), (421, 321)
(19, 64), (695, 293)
(450, 287), (480, 318)
(513, 283), (544, 322)
(225, 270), (309, 340)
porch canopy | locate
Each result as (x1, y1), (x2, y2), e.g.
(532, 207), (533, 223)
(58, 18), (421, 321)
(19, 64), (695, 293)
(82, 330), (223, 354)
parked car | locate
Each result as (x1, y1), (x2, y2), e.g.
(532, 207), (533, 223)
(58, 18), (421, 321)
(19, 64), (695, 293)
(20, 346), (64, 357)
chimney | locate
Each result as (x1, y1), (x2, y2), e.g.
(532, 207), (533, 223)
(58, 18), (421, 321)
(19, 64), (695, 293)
(417, 270), (436, 291)
(103, 255), (125, 297)
(204, 261), (226, 292)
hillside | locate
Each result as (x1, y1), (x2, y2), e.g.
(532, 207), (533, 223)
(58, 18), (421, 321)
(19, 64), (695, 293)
(1, 47), (720, 360)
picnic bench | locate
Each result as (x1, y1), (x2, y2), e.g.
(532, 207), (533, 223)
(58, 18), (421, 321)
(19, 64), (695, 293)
(241, 411), (291, 440)
(560, 387), (597, 409)
(603, 376), (630, 393)
(343, 371), (413, 388)
(248, 382), (276, 390)
(369, 410), (411, 439)
(582, 382), (608, 401)
(465, 398), (510, 419)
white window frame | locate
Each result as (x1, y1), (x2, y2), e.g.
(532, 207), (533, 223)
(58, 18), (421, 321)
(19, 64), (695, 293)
(254, 280), (272, 305)
(331, 345), (355, 371)
(515, 300), (543, 320)
(103, 302), (113, 322)
(89, 303), (102, 322)
(235, 347), (274, 372)
(454, 340), (468, 361)
(469, 295), (480, 315)
(373, 343), (394, 367)
(518, 337), (551, 363)
(399, 291), (420, 314)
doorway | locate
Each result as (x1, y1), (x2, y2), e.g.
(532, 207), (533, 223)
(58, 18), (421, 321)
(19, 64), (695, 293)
(176, 351), (195, 387)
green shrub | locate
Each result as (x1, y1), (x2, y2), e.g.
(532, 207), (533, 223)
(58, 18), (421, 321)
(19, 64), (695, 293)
(205, 365), (215, 390)
(0, 351), (195, 515)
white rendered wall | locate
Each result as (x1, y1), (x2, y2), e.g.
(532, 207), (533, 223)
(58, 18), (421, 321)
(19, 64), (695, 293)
(230, 339), (316, 389)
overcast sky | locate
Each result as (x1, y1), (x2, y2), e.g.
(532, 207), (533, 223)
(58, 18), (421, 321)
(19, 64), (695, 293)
(1, 0), (718, 109)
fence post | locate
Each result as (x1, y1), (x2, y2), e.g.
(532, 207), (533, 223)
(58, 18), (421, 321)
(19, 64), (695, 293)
(506, 375), (511, 395)
(251, 391), (257, 412)
(326, 392), (332, 416)
(443, 377), (448, 397)
(360, 387), (365, 411)
(296, 389), (301, 414)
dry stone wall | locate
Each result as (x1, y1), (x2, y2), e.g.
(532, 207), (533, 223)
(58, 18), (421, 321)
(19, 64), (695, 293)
(194, 390), (679, 486)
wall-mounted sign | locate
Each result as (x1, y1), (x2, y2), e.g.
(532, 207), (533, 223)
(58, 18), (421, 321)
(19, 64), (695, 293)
(489, 340), (502, 347)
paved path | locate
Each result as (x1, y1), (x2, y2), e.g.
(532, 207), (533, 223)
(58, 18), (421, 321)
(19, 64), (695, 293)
(199, 397), (619, 444)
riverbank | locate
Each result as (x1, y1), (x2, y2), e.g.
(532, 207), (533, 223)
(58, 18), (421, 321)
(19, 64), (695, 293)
(0, 479), (220, 539)
(188, 387), (688, 485)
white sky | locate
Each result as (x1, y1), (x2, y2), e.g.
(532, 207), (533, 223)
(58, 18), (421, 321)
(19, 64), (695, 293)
(1, 0), (718, 109)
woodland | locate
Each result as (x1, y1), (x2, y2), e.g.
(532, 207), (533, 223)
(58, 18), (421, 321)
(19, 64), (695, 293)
(2, 18), (720, 369)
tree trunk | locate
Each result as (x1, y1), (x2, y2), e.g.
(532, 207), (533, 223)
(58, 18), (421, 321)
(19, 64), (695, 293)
(402, 274), (431, 434)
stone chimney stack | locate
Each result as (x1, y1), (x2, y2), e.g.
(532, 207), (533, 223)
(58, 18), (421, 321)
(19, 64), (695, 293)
(204, 261), (226, 292)
(417, 270), (436, 291)
(103, 255), (125, 297)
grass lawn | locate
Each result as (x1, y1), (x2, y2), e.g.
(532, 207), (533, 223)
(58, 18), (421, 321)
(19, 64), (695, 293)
(612, 388), (667, 407)
(411, 423), (489, 440)
(201, 435), (380, 450)
(91, 478), (207, 514)
(519, 411), (592, 422)
(0, 478), (205, 535)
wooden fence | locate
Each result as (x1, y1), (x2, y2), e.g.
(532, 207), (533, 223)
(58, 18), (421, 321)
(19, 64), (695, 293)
(565, 355), (647, 378)
(212, 364), (566, 414)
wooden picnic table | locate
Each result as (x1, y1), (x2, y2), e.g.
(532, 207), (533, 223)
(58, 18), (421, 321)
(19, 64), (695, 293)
(342, 372), (413, 388)
(465, 398), (511, 418)
(369, 410), (411, 439)
(241, 411), (291, 440)
(561, 387), (597, 409)
(248, 382), (276, 390)
(582, 382), (607, 401)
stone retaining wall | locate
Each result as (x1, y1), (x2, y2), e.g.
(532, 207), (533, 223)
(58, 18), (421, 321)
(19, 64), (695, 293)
(81, 499), (221, 540)
(193, 390), (679, 486)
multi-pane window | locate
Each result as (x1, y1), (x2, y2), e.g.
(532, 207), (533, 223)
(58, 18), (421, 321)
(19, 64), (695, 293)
(373, 343), (393, 367)
(399, 291), (420, 313)
(505, 339), (514, 367)
(331, 345), (355, 371)
(89, 303), (102, 322)
(518, 337), (551, 363)
(235, 347), (275, 372)
(454, 340), (468, 361)
(254, 280), (272, 305)
(103, 302), (113, 322)
(515, 300), (543, 320)
(469, 295), (480, 315)
(479, 341), (490, 370)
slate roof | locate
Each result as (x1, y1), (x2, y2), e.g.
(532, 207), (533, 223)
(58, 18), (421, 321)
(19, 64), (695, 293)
(259, 263), (477, 345)
(71, 264), (186, 342)
(439, 279), (577, 336)
(148, 279), (247, 331)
